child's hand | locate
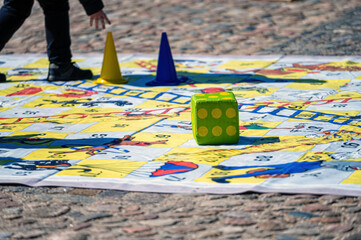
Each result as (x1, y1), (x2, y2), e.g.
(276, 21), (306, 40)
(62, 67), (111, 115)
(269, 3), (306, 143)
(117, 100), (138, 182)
(90, 10), (111, 29)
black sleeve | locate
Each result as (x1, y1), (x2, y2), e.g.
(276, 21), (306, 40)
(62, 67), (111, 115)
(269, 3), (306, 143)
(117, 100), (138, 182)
(79, 0), (104, 16)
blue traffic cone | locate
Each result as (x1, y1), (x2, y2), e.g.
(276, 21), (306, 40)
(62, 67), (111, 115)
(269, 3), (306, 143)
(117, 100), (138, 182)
(146, 32), (187, 86)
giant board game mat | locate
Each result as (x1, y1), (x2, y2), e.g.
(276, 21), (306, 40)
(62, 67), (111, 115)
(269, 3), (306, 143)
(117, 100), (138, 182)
(1, 54), (361, 196)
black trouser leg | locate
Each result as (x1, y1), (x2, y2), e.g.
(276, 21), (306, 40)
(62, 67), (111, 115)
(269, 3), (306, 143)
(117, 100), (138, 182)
(0, 0), (34, 51)
(37, 0), (71, 65)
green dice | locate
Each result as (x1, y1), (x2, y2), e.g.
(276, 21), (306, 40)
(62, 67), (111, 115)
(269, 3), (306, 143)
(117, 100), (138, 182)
(191, 92), (239, 145)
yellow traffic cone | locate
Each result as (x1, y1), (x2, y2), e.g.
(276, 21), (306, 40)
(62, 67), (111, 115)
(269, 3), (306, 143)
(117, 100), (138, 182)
(94, 32), (128, 84)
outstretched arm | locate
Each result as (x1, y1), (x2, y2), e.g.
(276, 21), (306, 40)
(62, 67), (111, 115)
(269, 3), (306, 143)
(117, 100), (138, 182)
(90, 10), (111, 29)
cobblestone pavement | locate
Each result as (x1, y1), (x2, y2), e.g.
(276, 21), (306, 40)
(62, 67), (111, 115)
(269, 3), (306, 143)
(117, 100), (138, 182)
(2, 0), (361, 56)
(1, 0), (361, 240)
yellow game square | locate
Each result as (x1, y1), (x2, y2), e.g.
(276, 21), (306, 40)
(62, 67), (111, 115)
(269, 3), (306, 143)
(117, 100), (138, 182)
(0, 117), (17, 125)
(239, 121), (282, 136)
(217, 60), (276, 70)
(0, 83), (42, 96)
(195, 167), (267, 184)
(256, 70), (307, 79)
(23, 146), (97, 160)
(342, 171), (361, 185)
(0, 107), (11, 113)
(332, 117), (352, 124)
(163, 110), (191, 121)
(23, 58), (49, 68)
(3, 59), (48, 81)
(6, 74), (43, 82)
(81, 118), (160, 133)
(275, 100), (308, 110)
(347, 122), (361, 130)
(78, 81), (99, 88)
(279, 135), (320, 151)
(297, 151), (333, 162)
(0, 67), (11, 72)
(339, 125), (361, 133)
(9, 131), (68, 145)
(153, 147), (236, 165)
(56, 159), (147, 178)
(131, 132), (193, 148)
(40, 117), (85, 125)
(0, 67), (12, 79)
(312, 114), (337, 122)
(328, 60), (361, 69)
(120, 59), (157, 70)
(122, 89), (152, 98)
(293, 111), (319, 119)
(0, 122), (33, 132)
(324, 92), (361, 99)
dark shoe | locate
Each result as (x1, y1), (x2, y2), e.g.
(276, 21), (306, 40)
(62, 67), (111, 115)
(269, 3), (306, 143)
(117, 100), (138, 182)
(0, 73), (6, 82)
(47, 62), (93, 81)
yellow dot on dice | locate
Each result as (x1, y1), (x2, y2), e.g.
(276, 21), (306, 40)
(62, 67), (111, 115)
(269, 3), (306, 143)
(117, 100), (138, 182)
(220, 92), (230, 95)
(226, 125), (237, 136)
(198, 126), (208, 137)
(198, 98), (207, 101)
(212, 108), (222, 119)
(226, 108), (236, 118)
(212, 126), (222, 136)
(198, 108), (208, 119)
(209, 96), (219, 98)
